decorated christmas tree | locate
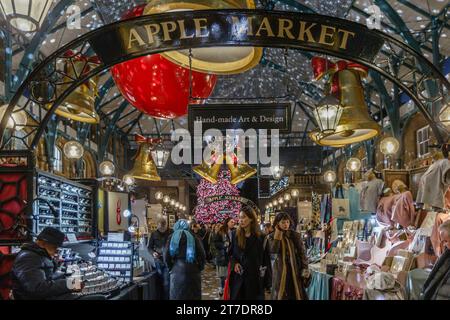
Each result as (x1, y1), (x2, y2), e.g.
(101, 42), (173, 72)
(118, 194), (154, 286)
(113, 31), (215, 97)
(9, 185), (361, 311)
(194, 170), (241, 223)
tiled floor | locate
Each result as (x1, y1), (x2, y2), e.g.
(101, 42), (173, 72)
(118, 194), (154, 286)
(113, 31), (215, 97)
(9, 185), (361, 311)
(201, 263), (222, 300)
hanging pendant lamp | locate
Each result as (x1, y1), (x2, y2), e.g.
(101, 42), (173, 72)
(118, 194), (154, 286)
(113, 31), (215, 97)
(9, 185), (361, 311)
(143, 0), (262, 75)
(0, 0), (53, 33)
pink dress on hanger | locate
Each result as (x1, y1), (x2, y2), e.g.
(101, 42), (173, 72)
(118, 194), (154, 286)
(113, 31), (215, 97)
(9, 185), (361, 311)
(391, 191), (416, 228)
(376, 195), (399, 227)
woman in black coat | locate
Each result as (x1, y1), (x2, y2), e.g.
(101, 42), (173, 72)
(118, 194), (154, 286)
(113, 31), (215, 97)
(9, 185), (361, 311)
(266, 212), (310, 300)
(164, 219), (206, 300)
(229, 206), (271, 300)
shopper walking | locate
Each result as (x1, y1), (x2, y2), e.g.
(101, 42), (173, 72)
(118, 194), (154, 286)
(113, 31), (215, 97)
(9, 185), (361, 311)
(229, 206), (271, 300)
(212, 221), (231, 297)
(266, 212), (311, 300)
(421, 220), (450, 300)
(148, 218), (172, 300)
(164, 219), (206, 300)
(201, 224), (212, 263)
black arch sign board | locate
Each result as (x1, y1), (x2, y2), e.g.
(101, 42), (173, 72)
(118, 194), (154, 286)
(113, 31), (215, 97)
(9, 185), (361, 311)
(89, 9), (384, 66)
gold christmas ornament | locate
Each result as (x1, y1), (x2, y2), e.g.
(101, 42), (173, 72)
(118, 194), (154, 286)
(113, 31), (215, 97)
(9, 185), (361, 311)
(226, 153), (257, 185)
(193, 152), (223, 184)
(128, 143), (161, 181)
(53, 52), (100, 123)
(144, 0), (262, 75)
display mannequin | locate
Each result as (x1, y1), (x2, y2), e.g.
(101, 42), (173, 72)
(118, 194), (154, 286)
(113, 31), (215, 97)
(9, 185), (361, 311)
(390, 180), (416, 228)
(360, 169), (384, 213)
(416, 152), (450, 210)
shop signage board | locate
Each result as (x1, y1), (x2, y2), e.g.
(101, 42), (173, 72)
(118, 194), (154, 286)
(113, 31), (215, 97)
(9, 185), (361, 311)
(89, 10), (384, 66)
(188, 103), (291, 134)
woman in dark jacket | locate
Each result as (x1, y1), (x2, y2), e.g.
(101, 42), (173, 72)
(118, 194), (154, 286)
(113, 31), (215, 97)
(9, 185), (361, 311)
(229, 206), (270, 300)
(164, 219), (206, 300)
(266, 212), (311, 300)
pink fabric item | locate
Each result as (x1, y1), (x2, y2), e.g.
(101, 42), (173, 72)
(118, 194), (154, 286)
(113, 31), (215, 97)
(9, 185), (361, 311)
(391, 191), (416, 228)
(430, 212), (450, 257)
(376, 195), (399, 227)
(387, 238), (412, 257)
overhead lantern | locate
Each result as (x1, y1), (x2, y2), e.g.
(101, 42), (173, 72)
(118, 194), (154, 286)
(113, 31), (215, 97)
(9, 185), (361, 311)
(123, 174), (135, 186)
(53, 51), (100, 124)
(284, 193), (291, 201)
(323, 170), (337, 183)
(346, 158), (361, 172)
(291, 189), (300, 198)
(151, 142), (170, 169)
(163, 195), (170, 203)
(155, 191), (164, 200)
(312, 95), (344, 134)
(380, 137), (400, 155)
(144, 0), (262, 75)
(99, 161), (115, 176)
(310, 57), (380, 146)
(63, 140), (84, 160)
(0, 105), (27, 130)
(0, 0), (53, 33)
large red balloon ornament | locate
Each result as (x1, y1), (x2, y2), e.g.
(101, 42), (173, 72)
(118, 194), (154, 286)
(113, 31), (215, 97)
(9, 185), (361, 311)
(110, 5), (217, 119)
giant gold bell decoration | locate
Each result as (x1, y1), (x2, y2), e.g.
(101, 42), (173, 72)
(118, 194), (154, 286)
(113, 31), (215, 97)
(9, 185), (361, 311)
(128, 136), (161, 181)
(226, 152), (257, 185)
(52, 50), (100, 123)
(310, 57), (380, 146)
(144, 0), (262, 74)
(193, 151), (224, 184)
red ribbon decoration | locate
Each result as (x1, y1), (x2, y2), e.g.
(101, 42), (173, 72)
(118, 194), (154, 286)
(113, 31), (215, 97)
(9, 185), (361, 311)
(116, 199), (121, 225)
(311, 57), (368, 94)
(134, 134), (162, 145)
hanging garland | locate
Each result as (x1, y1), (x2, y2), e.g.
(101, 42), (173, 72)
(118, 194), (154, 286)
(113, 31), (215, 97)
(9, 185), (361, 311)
(194, 170), (241, 224)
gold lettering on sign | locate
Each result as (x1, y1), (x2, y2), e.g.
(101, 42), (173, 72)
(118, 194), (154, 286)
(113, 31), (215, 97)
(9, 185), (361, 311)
(161, 21), (177, 41)
(256, 17), (275, 37)
(144, 24), (161, 44)
(318, 25), (336, 46)
(178, 20), (194, 39)
(231, 16), (254, 36)
(277, 18), (295, 39)
(338, 29), (356, 49)
(128, 28), (145, 49)
(298, 21), (316, 42)
(194, 18), (209, 37)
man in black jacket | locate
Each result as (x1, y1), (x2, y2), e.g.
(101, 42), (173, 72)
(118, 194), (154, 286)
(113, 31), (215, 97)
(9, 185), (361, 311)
(148, 218), (172, 300)
(421, 220), (450, 300)
(12, 227), (79, 300)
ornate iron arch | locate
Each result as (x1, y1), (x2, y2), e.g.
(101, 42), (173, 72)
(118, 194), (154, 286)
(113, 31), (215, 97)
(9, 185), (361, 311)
(1, 9), (449, 151)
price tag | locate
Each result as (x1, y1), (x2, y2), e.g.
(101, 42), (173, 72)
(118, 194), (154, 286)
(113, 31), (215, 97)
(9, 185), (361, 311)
(107, 232), (124, 242)
(66, 233), (78, 243)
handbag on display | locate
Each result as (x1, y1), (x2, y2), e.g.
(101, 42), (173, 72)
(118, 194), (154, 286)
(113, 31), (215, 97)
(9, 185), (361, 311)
(332, 198), (350, 219)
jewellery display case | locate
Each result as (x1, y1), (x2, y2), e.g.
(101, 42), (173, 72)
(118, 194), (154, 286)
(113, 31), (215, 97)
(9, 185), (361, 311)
(34, 171), (94, 240)
(96, 241), (134, 283)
